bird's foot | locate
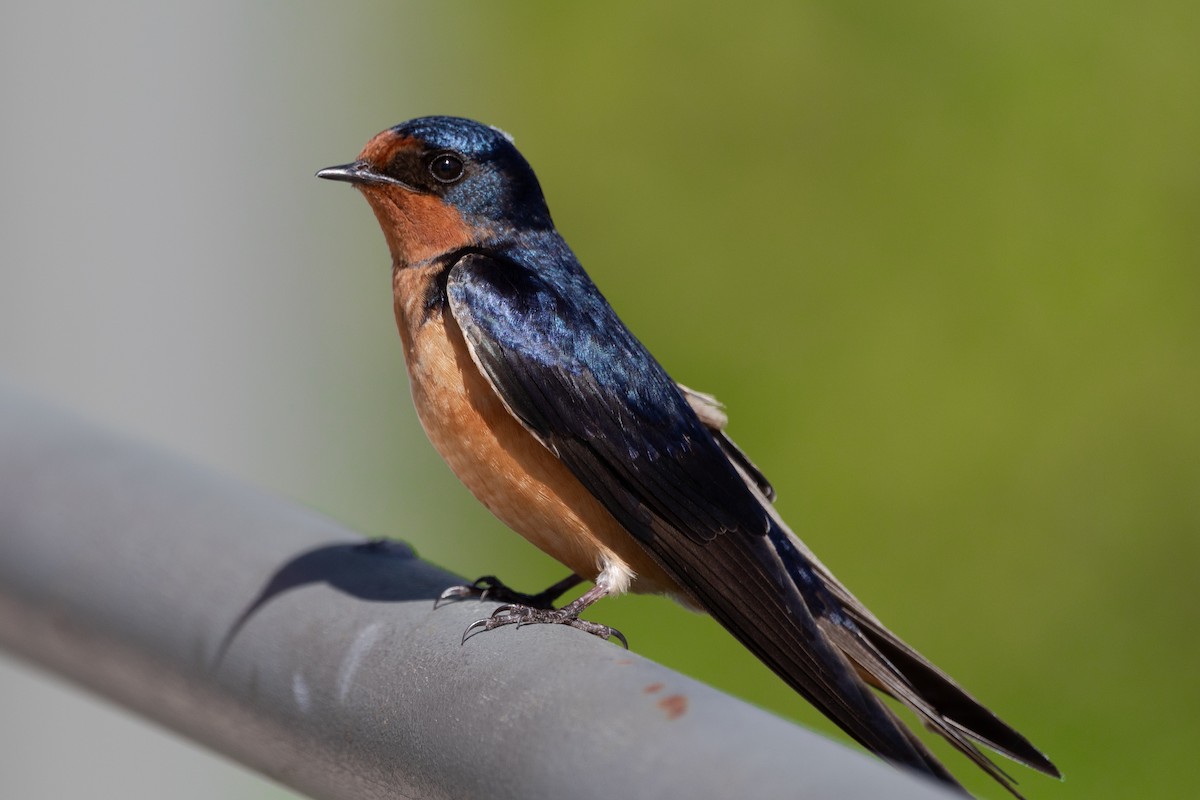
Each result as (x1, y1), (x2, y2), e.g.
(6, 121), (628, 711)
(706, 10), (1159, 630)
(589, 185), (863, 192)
(435, 573), (582, 610)
(462, 602), (628, 648)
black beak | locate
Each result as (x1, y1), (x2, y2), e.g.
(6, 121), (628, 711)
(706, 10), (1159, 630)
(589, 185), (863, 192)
(315, 161), (411, 189)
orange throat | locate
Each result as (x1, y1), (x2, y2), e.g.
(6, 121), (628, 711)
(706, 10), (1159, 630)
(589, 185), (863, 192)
(358, 186), (478, 267)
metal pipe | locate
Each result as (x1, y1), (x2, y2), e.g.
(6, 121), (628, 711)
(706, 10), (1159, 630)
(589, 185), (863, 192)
(0, 382), (953, 799)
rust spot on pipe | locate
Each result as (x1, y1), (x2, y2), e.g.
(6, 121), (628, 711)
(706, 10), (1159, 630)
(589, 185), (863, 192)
(657, 694), (687, 720)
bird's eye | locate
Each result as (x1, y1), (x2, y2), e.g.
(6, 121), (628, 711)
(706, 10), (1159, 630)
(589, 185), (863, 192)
(428, 153), (465, 183)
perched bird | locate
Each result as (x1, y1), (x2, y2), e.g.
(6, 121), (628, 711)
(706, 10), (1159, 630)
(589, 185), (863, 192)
(317, 116), (1059, 796)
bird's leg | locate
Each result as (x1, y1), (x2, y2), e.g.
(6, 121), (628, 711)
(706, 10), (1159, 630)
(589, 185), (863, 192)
(435, 573), (583, 610)
(461, 582), (627, 648)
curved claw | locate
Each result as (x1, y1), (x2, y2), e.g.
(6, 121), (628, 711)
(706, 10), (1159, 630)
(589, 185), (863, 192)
(434, 575), (527, 609)
(490, 603), (519, 618)
(434, 584), (476, 609)
(435, 575), (514, 609)
(461, 618), (492, 645)
(607, 627), (630, 649)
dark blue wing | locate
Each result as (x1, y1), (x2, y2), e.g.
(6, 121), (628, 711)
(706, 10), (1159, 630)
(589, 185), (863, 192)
(446, 250), (770, 546)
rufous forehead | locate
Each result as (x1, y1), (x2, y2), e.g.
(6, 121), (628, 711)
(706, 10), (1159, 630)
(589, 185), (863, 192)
(357, 130), (422, 167)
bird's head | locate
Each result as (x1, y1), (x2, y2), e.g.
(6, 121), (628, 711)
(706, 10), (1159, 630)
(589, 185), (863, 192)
(318, 116), (552, 266)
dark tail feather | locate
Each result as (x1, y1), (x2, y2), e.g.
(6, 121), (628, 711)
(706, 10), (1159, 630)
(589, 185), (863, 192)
(644, 517), (969, 794)
(764, 512), (1060, 797)
(848, 610), (1061, 778)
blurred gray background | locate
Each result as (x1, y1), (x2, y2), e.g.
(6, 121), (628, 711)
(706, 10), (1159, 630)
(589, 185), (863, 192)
(2, 2), (1198, 799)
(1, 4), (406, 797)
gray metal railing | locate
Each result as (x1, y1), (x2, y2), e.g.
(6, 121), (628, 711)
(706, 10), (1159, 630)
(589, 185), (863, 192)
(0, 382), (953, 799)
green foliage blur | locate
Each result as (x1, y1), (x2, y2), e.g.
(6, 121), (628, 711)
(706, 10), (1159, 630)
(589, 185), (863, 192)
(326, 3), (1199, 798)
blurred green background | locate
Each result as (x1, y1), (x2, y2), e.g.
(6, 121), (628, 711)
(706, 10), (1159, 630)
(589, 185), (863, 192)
(2, 2), (1197, 799)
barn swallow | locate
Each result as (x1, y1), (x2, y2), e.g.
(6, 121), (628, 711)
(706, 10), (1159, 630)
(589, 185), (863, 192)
(317, 116), (1059, 796)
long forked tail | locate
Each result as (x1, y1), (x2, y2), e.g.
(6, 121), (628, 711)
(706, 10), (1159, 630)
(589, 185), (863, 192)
(649, 512), (970, 792)
(683, 389), (1057, 795)
(764, 509), (1061, 799)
